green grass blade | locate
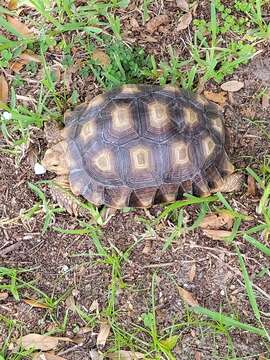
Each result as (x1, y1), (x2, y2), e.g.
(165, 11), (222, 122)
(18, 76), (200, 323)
(243, 234), (270, 256)
(236, 247), (261, 322)
(192, 306), (267, 338)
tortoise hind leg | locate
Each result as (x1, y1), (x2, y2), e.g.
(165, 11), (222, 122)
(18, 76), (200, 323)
(50, 175), (79, 216)
(211, 173), (243, 193)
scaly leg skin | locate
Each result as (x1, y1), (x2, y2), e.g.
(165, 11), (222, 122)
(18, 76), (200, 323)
(44, 121), (64, 145)
(211, 173), (243, 193)
(50, 175), (80, 216)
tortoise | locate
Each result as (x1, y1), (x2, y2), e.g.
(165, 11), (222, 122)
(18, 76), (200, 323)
(41, 84), (242, 215)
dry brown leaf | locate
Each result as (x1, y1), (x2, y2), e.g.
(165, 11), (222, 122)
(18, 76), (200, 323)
(247, 175), (256, 196)
(92, 49), (110, 67)
(0, 292), (8, 300)
(24, 299), (50, 309)
(10, 60), (28, 73)
(177, 286), (199, 307)
(203, 90), (227, 106)
(146, 15), (170, 33)
(89, 299), (99, 312)
(199, 212), (233, 230)
(130, 18), (139, 29)
(220, 80), (244, 92)
(96, 321), (110, 348)
(6, 16), (32, 36)
(176, 12), (192, 31)
(65, 294), (76, 311)
(8, 0), (18, 10)
(0, 74), (9, 104)
(202, 229), (232, 240)
(107, 350), (145, 360)
(262, 92), (269, 109)
(77, 326), (92, 335)
(20, 51), (41, 63)
(195, 351), (202, 360)
(142, 239), (152, 254)
(176, 0), (189, 12)
(89, 349), (104, 360)
(188, 263), (196, 282)
(18, 334), (72, 351)
(33, 353), (67, 360)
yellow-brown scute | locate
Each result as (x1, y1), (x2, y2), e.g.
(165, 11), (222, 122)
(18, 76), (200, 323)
(42, 141), (69, 175)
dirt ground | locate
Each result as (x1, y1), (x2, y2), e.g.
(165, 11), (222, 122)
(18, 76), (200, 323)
(1, 1), (270, 359)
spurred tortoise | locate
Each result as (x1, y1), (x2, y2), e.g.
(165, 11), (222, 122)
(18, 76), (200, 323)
(41, 84), (242, 214)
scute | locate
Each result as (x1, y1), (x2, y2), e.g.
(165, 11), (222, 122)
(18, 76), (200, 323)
(62, 84), (233, 208)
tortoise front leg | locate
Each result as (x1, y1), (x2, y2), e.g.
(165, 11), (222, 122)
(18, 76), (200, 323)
(50, 175), (79, 216)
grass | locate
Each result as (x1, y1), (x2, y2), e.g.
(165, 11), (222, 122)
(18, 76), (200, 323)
(1, 0), (270, 358)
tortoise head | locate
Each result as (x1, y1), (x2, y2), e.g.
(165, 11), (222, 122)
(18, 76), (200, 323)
(42, 141), (69, 175)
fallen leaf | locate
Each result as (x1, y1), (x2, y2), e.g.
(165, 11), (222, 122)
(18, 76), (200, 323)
(24, 299), (50, 309)
(130, 18), (139, 29)
(0, 292), (8, 300)
(262, 92), (269, 109)
(202, 229), (232, 240)
(199, 212), (233, 230)
(203, 90), (227, 106)
(6, 16), (32, 37)
(195, 351), (202, 360)
(65, 294), (76, 311)
(77, 326), (92, 335)
(33, 353), (67, 360)
(0, 75), (9, 104)
(176, 0), (189, 12)
(92, 49), (110, 67)
(20, 51), (41, 63)
(146, 15), (170, 34)
(142, 239), (152, 254)
(18, 334), (72, 351)
(247, 175), (256, 196)
(176, 12), (192, 31)
(220, 80), (244, 92)
(96, 321), (110, 348)
(107, 350), (145, 360)
(8, 0), (18, 10)
(188, 263), (196, 282)
(177, 286), (199, 307)
(10, 60), (28, 73)
(89, 299), (99, 312)
(89, 349), (104, 360)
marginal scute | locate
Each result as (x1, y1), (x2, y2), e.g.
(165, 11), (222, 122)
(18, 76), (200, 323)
(104, 187), (130, 208)
(121, 84), (141, 94)
(87, 93), (105, 109)
(194, 93), (209, 106)
(211, 116), (223, 134)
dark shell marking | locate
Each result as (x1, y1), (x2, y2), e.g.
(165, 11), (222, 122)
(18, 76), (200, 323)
(64, 84), (233, 208)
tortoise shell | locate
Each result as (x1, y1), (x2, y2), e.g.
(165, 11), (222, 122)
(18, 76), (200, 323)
(62, 84), (234, 208)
